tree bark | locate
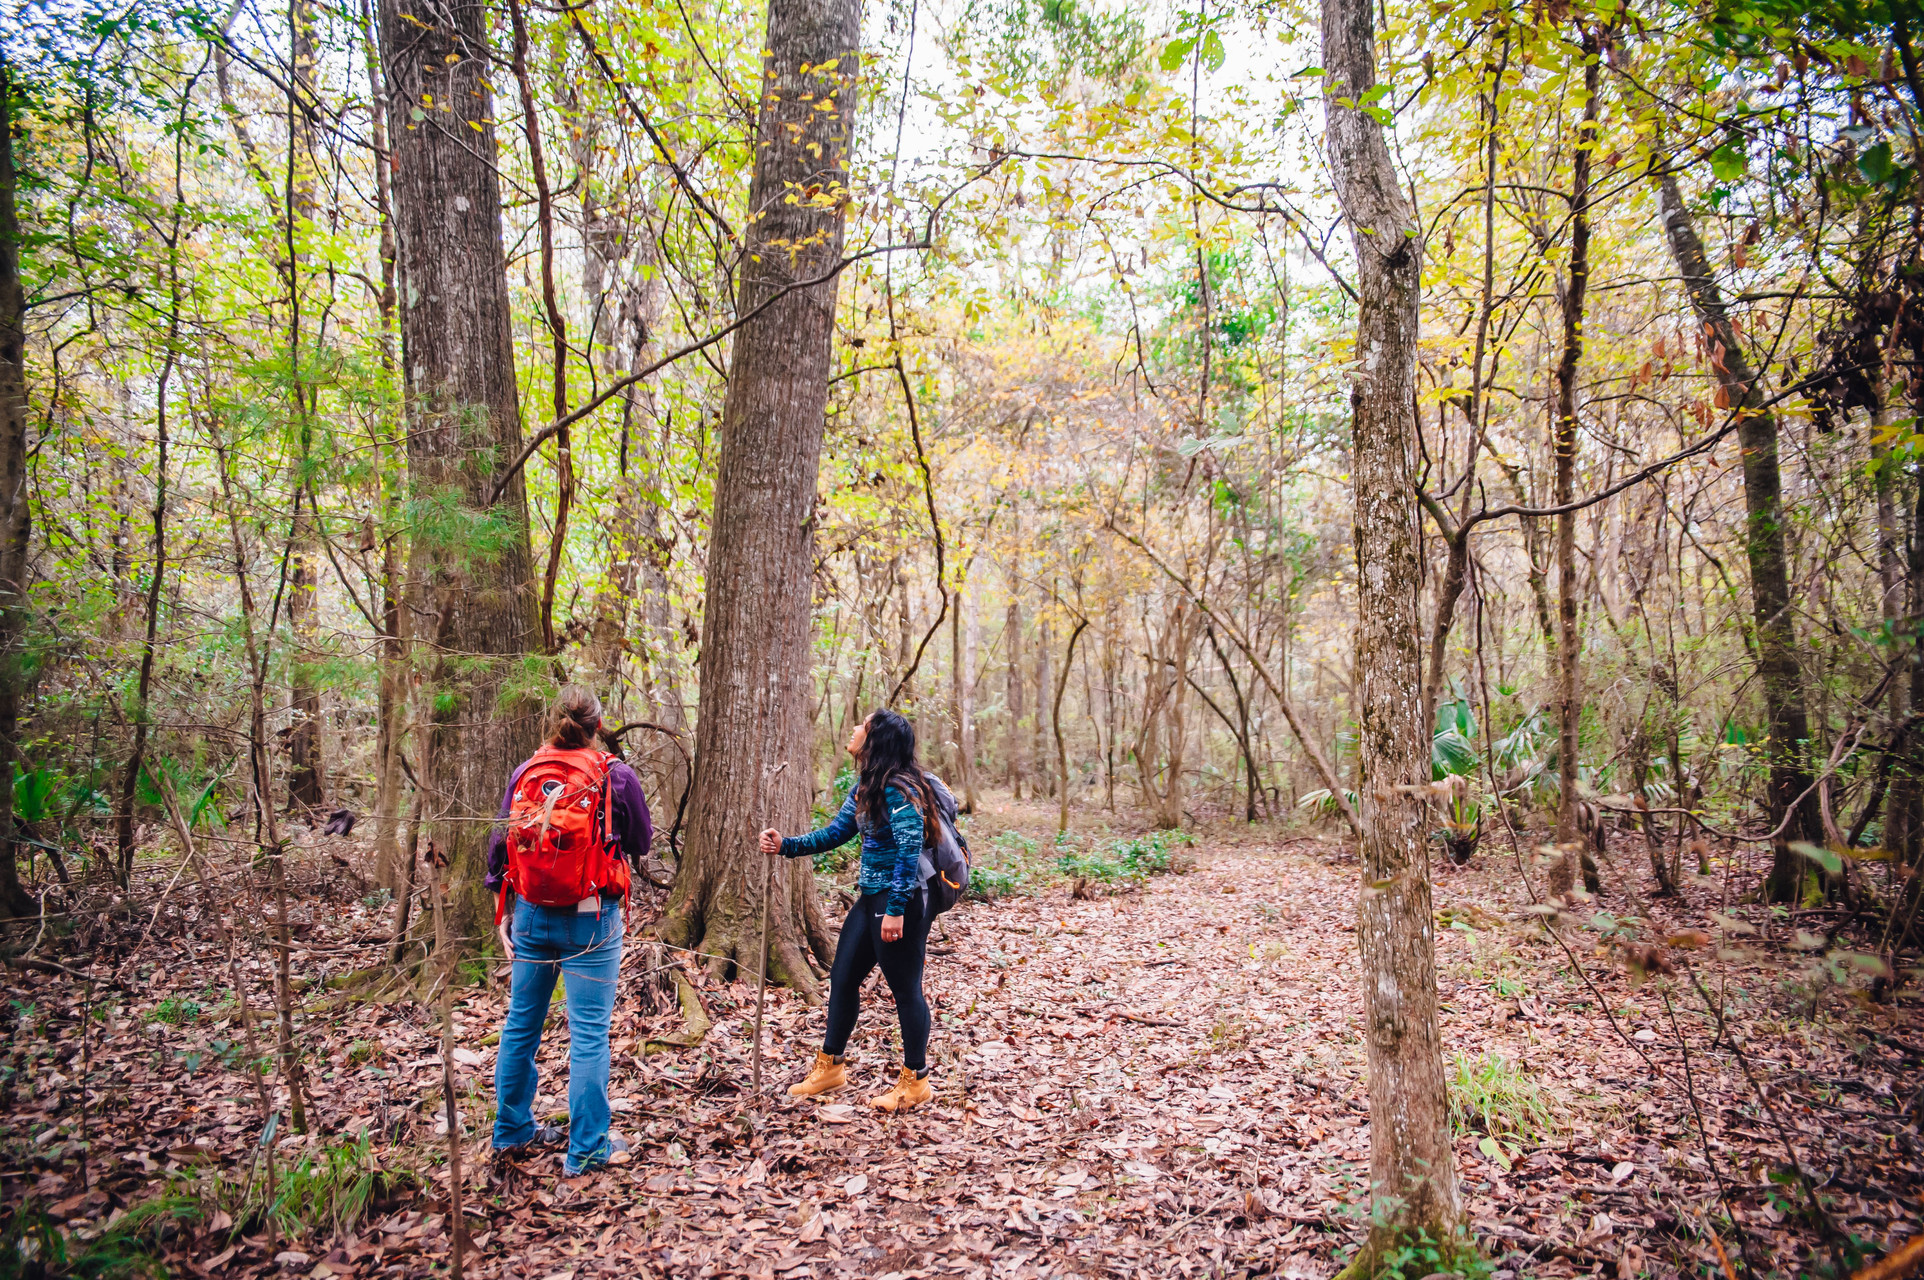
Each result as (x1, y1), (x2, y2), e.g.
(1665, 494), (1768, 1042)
(951, 579), (976, 811)
(1034, 613), (1053, 799)
(1549, 38), (1600, 894)
(505, 0), (573, 657)
(285, 0), (326, 812)
(0, 66), (36, 917)
(1154, 603), (1193, 830)
(1006, 560), (1027, 798)
(1054, 618), (1089, 833)
(659, 0), (860, 995)
(1655, 173), (1821, 898)
(359, 0), (412, 894)
(378, 0), (543, 955)
(1204, 626), (1263, 821)
(1321, 0), (1462, 1263)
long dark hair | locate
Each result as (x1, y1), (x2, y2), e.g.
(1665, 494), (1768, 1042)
(856, 709), (934, 836)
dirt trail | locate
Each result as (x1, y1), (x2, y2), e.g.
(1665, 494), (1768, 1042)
(457, 821), (1920, 1279)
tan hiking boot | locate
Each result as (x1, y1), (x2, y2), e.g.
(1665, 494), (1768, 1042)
(788, 1052), (848, 1098)
(870, 1067), (933, 1113)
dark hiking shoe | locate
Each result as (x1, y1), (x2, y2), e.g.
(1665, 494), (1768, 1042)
(493, 1123), (565, 1158)
(565, 1136), (629, 1177)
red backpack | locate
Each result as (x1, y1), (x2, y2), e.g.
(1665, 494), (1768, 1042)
(496, 746), (631, 922)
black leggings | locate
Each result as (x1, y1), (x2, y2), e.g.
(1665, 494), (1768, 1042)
(823, 890), (933, 1070)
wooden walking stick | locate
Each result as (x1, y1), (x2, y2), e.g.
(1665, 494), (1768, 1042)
(751, 760), (787, 1098)
(751, 846), (774, 1097)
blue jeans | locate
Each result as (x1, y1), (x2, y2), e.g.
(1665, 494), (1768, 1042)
(492, 898), (623, 1174)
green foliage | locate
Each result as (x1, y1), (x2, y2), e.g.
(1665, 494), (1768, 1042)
(145, 994), (201, 1026)
(1054, 829), (1194, 883)
(0, 1193), (200, 1280)
(195, 1131), (412, 1240)
(1431, 687), (1478, 779)
(1368, 1224), (1494, 1280)
(11, 766), (54, 825)
(1447, 1050), (1554, 1147)
(967, 864), (1026, 899)
(967, 830), (1047, 899)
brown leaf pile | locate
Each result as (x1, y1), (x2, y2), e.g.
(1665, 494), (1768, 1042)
(2, 801), (1919, 1279)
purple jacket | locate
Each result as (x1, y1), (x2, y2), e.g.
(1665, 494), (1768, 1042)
(486, 755), (653, 893)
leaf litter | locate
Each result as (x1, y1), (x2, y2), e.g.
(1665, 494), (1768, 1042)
(1, 803), (1919, 1278)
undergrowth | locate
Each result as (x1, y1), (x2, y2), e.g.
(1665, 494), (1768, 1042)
(1055, 830), (1195, 885)
(1447, 1050), (1554, 1165)
(969, 832), (1042, 900)
(0, 1194), (200, 1279)
(186, 1130), (415, 1241)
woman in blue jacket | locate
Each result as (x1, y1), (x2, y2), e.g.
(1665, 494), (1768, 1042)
(759, 708), (937, 1112)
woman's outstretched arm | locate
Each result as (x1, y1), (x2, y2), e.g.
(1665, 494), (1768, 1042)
(764, 790), (859, 858)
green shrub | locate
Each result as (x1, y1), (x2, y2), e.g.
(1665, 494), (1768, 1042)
(1055, 830), (1195, 884)
(195, 1131), (414, 1241)
(966, 830), (1045, 900)
(968, 865), (1024, 899)
(146, 995), (201, 1026)
(1447, 1050), (1553, 1144)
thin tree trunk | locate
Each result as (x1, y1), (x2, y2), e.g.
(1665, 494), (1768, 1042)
(1034, 613), (1053, 799)
(1418, 50), (1505, 733)
(1155, 603), (1194, 830)
(285, 0), (325, 812)
(1205, 627), (1262, 821)
(961, 583), (978, 812)
(1873, 419), (1910, 857)
(208, 424), (310, 1135)
(1006, 560), (1027, 798)
(659, 0), (860, 995)
(0, 66), (36, 917)
(1054, 618), (1089, 833)
(112, 77), (188, 891)
(378, 0), (543, 955)
(1550, 38), (1600, 894)
(360, 0), (410, 893)
(1655, 172), (1822, 898)
(950, 580), (976, 809)
(1102, 624), (1117, 811)
(373, 531), (412, 893)
(1321, 0), (1461, 1262)
(506, 0), (572, 657)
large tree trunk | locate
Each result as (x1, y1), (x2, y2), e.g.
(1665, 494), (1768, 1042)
(659, 0), (860, 994)
(1321, 0), (1462, 1267)
(1655, 173), (1821, 898)
(378, 0), (542, 956)
(0, 67), (36, 917)
(1549, 39), (1600, 894)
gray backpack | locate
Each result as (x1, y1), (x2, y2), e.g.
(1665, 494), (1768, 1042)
(916, 772), (971, 915)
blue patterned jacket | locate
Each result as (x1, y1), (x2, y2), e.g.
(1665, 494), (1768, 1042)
(779, 784), (925, 915)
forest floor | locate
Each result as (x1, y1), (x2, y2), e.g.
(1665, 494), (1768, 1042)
(2, 794), (1921, 1280)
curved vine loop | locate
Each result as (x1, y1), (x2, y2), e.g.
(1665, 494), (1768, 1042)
(602, 721), (692, 884)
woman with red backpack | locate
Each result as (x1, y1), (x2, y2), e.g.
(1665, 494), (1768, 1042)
(487, 686), (652, 1174)
(758, 708), (951, 1113)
